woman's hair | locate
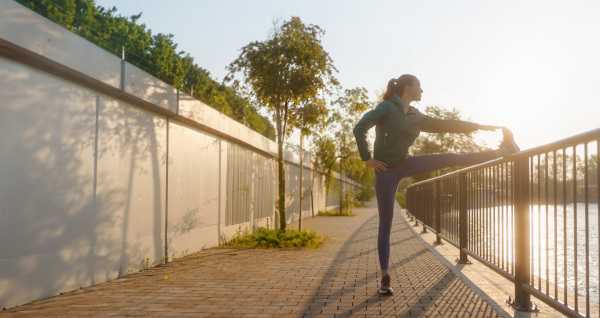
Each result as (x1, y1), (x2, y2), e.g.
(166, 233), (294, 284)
(382, 74), (418, 101)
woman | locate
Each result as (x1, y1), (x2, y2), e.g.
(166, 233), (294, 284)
(353, 74), (519, 295)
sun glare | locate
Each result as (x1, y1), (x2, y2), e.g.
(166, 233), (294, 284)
(476, 45), (569, 149)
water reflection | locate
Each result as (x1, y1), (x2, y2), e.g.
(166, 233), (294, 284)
(464, 203), (599, 305)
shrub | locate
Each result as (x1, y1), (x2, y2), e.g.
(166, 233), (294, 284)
(223, 227), (323, 249)
(317, 210), (355, 216)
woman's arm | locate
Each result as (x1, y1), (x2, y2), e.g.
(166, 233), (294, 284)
(417, 110), (499, 133)
(353, 103), (388, 161)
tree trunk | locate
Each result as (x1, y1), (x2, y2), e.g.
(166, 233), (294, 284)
(278, 139), (286, 231)
(299, 135), (303, 231)
(310, 164), (316, 218)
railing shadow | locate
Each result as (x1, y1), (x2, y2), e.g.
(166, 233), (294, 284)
(305, 205), (504, 316)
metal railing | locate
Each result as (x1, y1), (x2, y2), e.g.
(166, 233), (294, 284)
(406, 128), (600, 318)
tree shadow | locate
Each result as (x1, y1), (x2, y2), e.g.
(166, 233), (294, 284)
(0, 56), (168, 308)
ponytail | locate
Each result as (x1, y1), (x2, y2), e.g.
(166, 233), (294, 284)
(382, 74), (417, 101)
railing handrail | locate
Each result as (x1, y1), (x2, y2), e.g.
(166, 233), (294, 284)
(409, 127), (600, 186)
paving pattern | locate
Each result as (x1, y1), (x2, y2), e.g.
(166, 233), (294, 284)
(1, 201), (502, 317)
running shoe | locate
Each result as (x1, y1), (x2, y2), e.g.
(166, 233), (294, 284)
(379, 274), (394, 295)
(500, 127), (520, 155)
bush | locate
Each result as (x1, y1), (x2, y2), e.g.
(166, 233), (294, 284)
(223, 227), (323, 249)
(317, 210), (355, 216)
(396, 192), (406, 208)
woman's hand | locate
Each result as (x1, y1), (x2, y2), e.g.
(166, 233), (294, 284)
(366, 158), (388, 172)
(477, 124), (501, 131)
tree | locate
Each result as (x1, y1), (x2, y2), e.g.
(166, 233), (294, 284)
(409, 105), (490, 182)
(312, 88), (375, 211)
(226, 17), (338, 231)
(311, 134), (339, 195)
(331, 88), (373, 209)
(290, 99), (328, 230)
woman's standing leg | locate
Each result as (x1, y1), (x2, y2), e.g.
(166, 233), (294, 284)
(375, 167), (404, 293)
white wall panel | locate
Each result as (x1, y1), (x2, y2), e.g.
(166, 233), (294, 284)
(178, 92), (277, 157)
(166, 121), (221, 257)
(0, 56), (97, 308)
(0, 1), (121, 89)
(95, 97), (167, 273)
(123, 62), (177, 114)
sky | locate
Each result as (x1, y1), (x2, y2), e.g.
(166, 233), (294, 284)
(94, 0), (600, 151)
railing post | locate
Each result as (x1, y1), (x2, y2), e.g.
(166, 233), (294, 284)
(435, 179), (441, 244)
(513, 155), (531, 310)
(458, 172), (469, 263)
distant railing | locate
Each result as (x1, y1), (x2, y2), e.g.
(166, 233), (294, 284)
(406, 128), (600, 318)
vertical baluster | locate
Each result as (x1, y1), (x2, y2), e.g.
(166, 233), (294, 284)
(553, 150), (558, 300)
(545, 153), (549, 295)
(454, 177), (467, 245)
(438, 182), (442, 237)
(573, 146), (578, 313)
(563, 148), (568, 306)
(496, 164), (499, 266)
(480, 170), (483, 257)
(530, 156), (535, 286)
(435, 179), (441, 244)
(475, 172), (479, 256)
(488, 166), (492, 262)
(504, 162), (507, 271)
(501, 163), (505, 270)
(459, 171), (469, 263)
(467, 175), (471, 250)
(511, 161), (515, 275)
(584, 143), (589, 316)
(485, 167), (488, 260)
(537, 154), (542, 290)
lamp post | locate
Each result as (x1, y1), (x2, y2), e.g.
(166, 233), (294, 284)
(337, 155), (348, 215)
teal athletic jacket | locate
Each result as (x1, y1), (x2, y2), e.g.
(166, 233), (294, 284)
(353, 94), (481, 168)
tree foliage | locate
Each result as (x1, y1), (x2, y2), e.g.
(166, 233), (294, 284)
(226, 17), (338, 231)
(312, 87), (375, 204)
(16, 0), (275, 140)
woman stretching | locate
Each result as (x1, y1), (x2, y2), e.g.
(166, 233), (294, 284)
(353, 74), (519, 294)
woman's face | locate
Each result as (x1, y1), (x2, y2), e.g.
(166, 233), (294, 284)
(406, 80), (423, 102)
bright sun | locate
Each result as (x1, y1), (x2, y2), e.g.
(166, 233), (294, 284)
(476, 45), (571, 149)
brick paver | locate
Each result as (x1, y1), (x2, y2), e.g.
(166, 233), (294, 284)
(1, 201), (501, 317)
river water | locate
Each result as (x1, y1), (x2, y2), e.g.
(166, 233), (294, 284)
(477, 203), (599, 305)
(530, 203), (599, 305)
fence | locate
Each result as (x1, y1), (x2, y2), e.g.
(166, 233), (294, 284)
(406, 128), (600, 317)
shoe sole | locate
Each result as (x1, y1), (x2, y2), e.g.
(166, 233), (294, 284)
(502, 128), (520, 154)
(379, 289), (394, 295)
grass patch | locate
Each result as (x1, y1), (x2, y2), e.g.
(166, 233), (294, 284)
(317, 210), (355, 216)
(222, 227), (323, 249)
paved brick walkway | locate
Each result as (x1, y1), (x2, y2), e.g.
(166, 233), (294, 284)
(1, 201), (501, 317)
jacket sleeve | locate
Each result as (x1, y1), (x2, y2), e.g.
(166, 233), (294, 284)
(353, 103), (388, 161)
(416, 110), (480, 134)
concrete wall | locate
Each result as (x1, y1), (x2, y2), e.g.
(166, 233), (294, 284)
(0, 1), (358, 309)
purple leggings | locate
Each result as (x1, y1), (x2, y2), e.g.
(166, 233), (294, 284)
(375, 151), (499, 270)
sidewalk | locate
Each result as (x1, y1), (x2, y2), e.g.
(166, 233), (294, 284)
(1, 201), (505, 317)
